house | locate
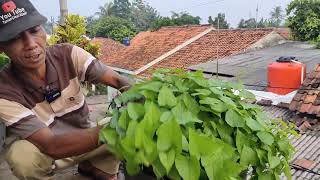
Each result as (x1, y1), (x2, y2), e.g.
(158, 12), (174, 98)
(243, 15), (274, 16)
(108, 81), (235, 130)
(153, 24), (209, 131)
(98, 25), (288, 77)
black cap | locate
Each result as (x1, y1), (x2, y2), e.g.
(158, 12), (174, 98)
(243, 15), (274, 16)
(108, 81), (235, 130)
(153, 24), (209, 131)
(0, 0), (47, 42)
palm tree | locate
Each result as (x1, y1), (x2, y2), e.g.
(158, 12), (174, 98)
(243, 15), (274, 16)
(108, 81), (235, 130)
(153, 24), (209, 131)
(95, 2), (115, 17)
(269, 6), (284, 27)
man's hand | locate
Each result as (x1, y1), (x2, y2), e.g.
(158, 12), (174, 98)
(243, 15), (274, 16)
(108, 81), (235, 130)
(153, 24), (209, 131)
(26, 127), (100, 159)
(98, 67), (133, 92)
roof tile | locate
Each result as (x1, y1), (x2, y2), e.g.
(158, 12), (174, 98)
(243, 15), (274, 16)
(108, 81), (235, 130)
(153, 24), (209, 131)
(290, 64), (320, 115)
(299, 103), (313, 113)
(101, 25), (212, 71)
(141, 29), (275, 76)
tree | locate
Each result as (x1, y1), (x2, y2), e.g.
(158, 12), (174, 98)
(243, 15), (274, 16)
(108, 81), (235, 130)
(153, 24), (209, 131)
(287, 0), (320, 48)
(112, 0), (131, 19)
(151, 12), (201, 30)
(238, 18), (257, 28)
(269, 6), (284, 27)
(48, 14), (100, 57)
(90, 16), (137, 42)
(130, 0), (159, 31)
(95, 2), (115, 17)
(208, 13), (229, 29)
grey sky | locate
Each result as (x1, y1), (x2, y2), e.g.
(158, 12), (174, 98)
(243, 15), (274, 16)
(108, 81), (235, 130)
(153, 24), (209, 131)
(30, 0), (292, 27)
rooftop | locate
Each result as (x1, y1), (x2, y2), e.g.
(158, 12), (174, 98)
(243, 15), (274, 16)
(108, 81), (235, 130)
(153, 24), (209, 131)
(98, 25), (288, 76)
(190, 42), (320, 91)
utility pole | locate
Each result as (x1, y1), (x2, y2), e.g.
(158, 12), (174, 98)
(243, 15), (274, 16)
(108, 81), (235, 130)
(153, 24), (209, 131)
(255, 2), (259, 29)
(59, 0), (68, 24)
(216, 17), (220, 79)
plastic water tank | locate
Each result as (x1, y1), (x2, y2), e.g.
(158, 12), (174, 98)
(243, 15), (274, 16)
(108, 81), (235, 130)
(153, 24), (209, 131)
(267, 57), (306, 95)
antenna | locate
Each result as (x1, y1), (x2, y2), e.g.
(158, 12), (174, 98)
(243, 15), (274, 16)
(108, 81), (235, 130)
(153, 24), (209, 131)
(255, 2), (259, 29)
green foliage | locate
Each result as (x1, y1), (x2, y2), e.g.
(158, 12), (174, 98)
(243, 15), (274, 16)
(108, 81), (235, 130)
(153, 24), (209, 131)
(112, 0), (131, 19)
(130, 0), (160, 31)
(287, 0), (320, 47)
(100, 69), (296, 180)
(0, 53), (9, 69)
(48, 14), (100, 57)
(269, 6), (285, 27)
(238, 6), (284, 28)
(89, 16), (136, 42)
(208, 13), (230, 29)
(151, 12), (201, 30)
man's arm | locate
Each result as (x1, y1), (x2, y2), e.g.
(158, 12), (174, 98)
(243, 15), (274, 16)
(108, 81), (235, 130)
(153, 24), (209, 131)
(26, 127), (100, 160)
(98, 67), (133, 92)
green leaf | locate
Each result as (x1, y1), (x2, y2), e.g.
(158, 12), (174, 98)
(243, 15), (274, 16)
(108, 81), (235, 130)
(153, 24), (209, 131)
(118, 109), (129, 130)
(175, 154), (200, 180)
(160, 111), (174, 123)
(246, 117), (263, 131)
(172, 102), (202, 125)
(209, 87), (224, 96)
(159, 149), (176, 173)
(127, 102), (145, 121)
(217, 121), (234, 145)
(258, 171), (274, 180)
(141, 101), (161, 136)
(192, 89), (212, 96)
(99, 128), (118, 146)
(268, 152), (280, 169)
(138, 81), (163, 92)
(239, 90), (256, 100)
(126, 161), (140, 175)
(189, 129), (223, 159)
(183, 93), (200, 115)
(219, 96), (237, 108)
(225, 109), (245, 127)
(240, 145), (258, 166)
(236, 129), (251, 154)
(182, 135), (189, 152)
(152, 157), (167, 178)
(199, 97), (227, 113)
(257, 131), (274, 146)
(168, 165), (182, 180)
(158, 85), (177, 107)
(157, 119), (182, 152)
(140, 90), (157, 100)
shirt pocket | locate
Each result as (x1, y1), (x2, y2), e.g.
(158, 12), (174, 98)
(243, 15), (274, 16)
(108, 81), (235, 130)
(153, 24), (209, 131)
(51, 86), (84, 115)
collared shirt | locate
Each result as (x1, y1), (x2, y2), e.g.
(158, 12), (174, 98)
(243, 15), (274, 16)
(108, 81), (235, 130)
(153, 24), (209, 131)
(0, 43), (108, 138)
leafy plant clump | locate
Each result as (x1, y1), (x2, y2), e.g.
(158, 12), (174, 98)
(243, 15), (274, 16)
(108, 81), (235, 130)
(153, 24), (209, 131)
(100, 69), (296, 180)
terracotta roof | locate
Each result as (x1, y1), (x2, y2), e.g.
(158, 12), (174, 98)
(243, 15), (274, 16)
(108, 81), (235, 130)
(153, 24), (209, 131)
(100, 25), (212, 71)
(290, 64), (320, 116)
(141, 28), (275, 76)
(91, 37), (125, 60)
(99, 26), (286, 76)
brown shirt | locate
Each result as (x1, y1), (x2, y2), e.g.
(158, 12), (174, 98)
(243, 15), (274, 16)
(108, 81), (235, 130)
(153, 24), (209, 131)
(0, 43), (108, 138)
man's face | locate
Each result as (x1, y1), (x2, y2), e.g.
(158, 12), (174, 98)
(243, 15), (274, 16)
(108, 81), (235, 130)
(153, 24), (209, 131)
(0, 25), (47, 70)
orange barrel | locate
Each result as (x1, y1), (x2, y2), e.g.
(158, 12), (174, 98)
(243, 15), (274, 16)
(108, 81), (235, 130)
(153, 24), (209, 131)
(267, 57), (306, 95)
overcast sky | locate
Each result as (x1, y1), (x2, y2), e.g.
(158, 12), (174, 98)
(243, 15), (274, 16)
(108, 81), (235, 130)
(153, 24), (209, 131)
(30, 0), (292, 27)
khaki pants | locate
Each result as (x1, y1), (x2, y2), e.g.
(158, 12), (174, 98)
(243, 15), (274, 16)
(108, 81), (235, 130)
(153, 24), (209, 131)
(5, 140), (120, 180)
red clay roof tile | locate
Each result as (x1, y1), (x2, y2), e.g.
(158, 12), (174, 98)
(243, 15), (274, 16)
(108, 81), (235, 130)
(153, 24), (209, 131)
(140, 28), (275, 76)
(91, 37), (126, 60)
(290, 64), (320, 115)
(101, 25), (212, 71)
